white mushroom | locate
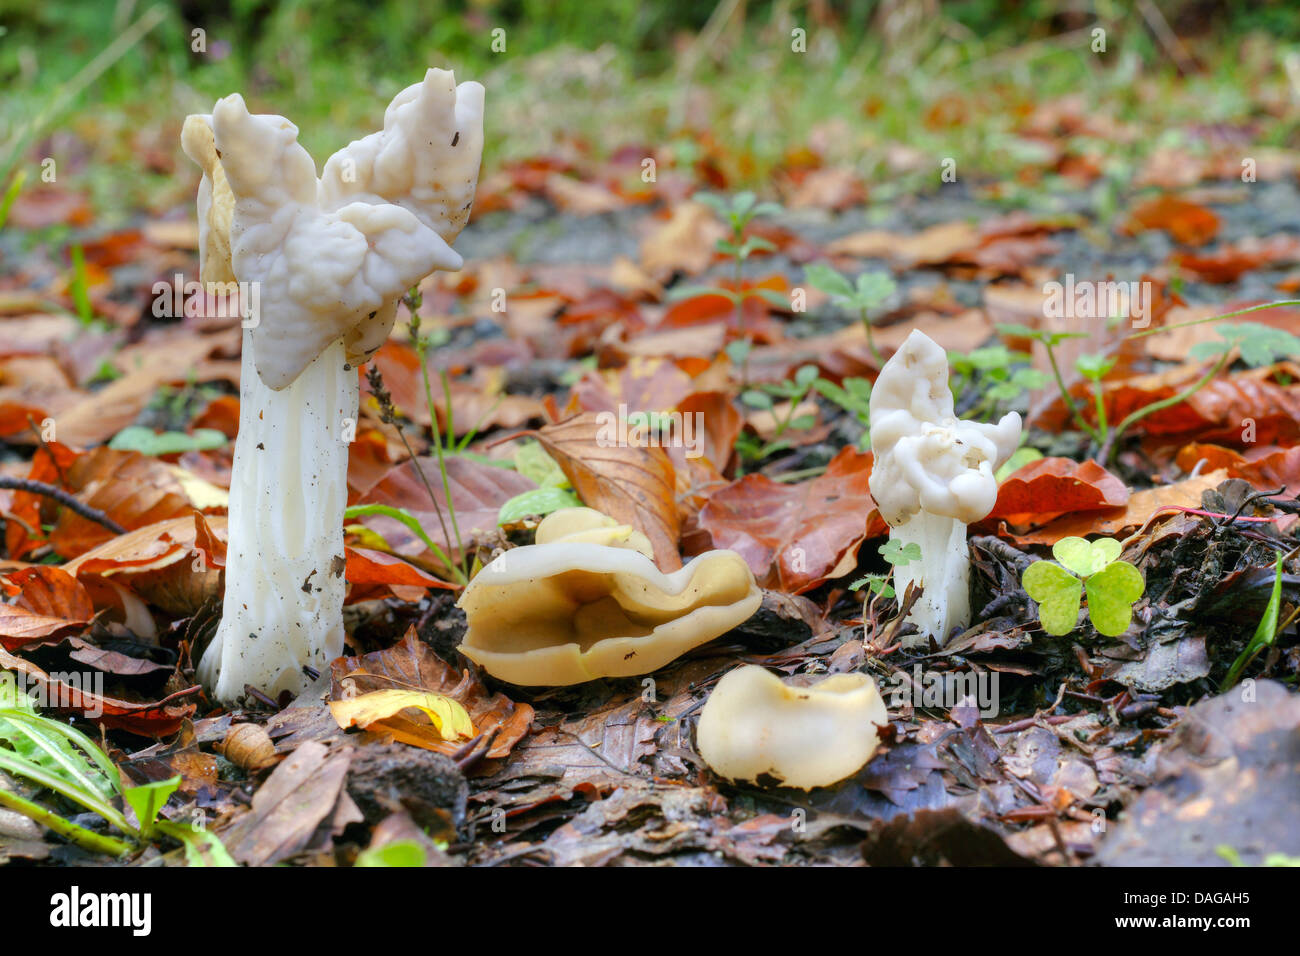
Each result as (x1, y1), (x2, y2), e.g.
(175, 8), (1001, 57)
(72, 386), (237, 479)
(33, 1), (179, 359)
(868, 329), (1021, 643)
(184, 70), (483, 704)
(695, 665), (889, 789)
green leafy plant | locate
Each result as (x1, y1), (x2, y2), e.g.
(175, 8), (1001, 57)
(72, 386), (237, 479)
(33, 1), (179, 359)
(497, 441), (581, 524)
(355, 839), (431, 867)
(109, 425), (228, 456)
(950, 345), (1048, 421)
(0, 169), (24, 230)
(849, 540), (922, 600)
(1022, 536), (1145, 637)
(67, 243), (96, 327)
(1223, 550), (1288, 688)
(1217, 844), (1300, 867)
(803, 263), (896, 363)
(669, 191), (786, 380)
(813, 375), (872, 450)
(0, 675), (233, 863)
(999, 306), (1300, 462)
(736, 363), (820, 464)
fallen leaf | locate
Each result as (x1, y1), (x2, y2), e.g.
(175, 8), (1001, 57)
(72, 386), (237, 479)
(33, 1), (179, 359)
(986, 457), (1130, 526)
(0, 566), (94, 649)
(698, 446), (886, 591)
(331, 629), (533, 760)
(329, 688), (474, 746)
(1124, 195), (1220, 246)
(530, 412), (681, 570)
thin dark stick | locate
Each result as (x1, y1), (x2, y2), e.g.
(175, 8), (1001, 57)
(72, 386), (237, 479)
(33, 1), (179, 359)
(0, 476), (126, 534)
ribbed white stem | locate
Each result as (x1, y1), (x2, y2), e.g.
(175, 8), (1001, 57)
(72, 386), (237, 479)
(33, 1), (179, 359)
(200, 332), (357, 703)
(890, 512), (970, 646)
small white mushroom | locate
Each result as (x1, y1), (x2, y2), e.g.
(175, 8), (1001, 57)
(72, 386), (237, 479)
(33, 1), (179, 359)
(868, 329), (1021, 643)
(696, 665), (889, 789)
(457, 508), (761, 686)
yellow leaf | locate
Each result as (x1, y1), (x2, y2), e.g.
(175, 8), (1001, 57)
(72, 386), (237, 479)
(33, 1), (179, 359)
(330, 689), (474, 742)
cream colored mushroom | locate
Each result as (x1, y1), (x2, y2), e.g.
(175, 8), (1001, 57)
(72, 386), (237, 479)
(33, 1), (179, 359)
(457, 508), (761, 685)
(869, 329), (1021, 643)
(695, 665), (889, 789)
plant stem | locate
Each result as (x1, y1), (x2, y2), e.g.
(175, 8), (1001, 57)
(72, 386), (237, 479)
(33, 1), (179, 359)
(1100, 351), (1232, 464)
(0, 787), (133, 857)
(1091, 378), (1109, 441)
(420, 353), (464, 571)
(1125, 299), (1300, 340)
(1044, 341), (1099, 441)
(860, 307), (882, 363)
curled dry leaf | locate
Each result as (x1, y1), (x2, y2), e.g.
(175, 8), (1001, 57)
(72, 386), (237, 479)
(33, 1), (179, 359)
(1174, 442), (1300, 492)
(329, 688), (474, 747)
(995, 469), (1231, 546)
(0, 566), (94, 649)
(0, 646), (197, 737)
(530, 412), (681, 570)
(330, 629), (533, 760)
(986, 457), (1130, 527)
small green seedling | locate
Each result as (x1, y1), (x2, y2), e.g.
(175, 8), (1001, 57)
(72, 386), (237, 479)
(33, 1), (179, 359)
(1022, 536), (1144, 637)
(1223, 550), (1286, 688)
(949, 345), (1047, 421)
(813, 375), (873, 449)
(669, 191), (786, 380)
(803, 263), (896, 362)
(880, 539), (921, 567)
(849, 541), (922, 600)
(735, 363), (821, 465)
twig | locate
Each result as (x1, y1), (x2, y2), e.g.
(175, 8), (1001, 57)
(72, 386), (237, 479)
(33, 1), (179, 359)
(0, 477), (126, 535)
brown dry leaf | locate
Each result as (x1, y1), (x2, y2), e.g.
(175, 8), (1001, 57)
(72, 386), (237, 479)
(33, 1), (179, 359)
(985, 457), (1130, 526)
(359, 455), (534, 564)
(1174, 235), (1300, 283)
(218, 741), (358, 866)
(997, 470), (1229, 545)
(0, 646), (197, 737)
(0, 566), (94, 649)
(698, 446), (886, 592)
(1124, 195), (1220, 246)
(530, 412), (681, 570)
(330, 629), (533, 760)
(1174, 442), (1300, 491)
(56, 336), (220, 446)
(639, 201), (727, 279)
(544, 172), (625, 215)
(828, 220), (979, 266)
(783, 166), (866, 211)
(46, 447), (199, 559)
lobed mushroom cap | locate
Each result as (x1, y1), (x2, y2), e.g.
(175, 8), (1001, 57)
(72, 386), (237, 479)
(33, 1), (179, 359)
(868, 329), (1021, 526)
(695, 665), (889, 789)
(181, 70), (484, 390)
(456, 508), (760, 686)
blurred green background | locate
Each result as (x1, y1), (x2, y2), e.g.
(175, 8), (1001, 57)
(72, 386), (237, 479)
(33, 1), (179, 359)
(3, 0), (1300, 222)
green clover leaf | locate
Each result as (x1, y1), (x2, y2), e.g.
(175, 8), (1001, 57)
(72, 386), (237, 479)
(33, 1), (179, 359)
(1052, 536), (1120, 577)
(1084, 560), (1145, 636)
(879, 539), (922, 566)
(1022, 560), (1084, 636)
